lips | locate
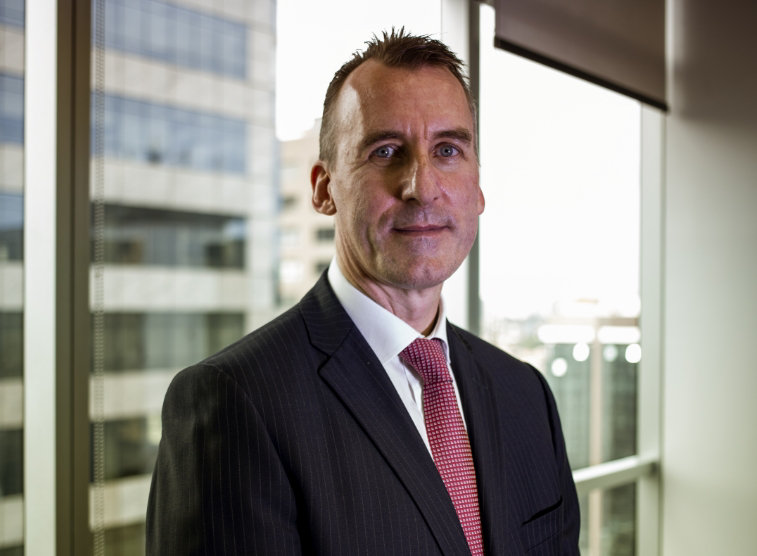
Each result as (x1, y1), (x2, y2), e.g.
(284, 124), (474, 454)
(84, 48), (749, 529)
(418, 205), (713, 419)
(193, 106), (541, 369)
(394, 224), (447, 233)
(392, 212), (452, 233)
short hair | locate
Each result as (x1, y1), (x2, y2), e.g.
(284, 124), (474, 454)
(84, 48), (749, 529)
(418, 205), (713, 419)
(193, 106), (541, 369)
(318, 28), (476, 163)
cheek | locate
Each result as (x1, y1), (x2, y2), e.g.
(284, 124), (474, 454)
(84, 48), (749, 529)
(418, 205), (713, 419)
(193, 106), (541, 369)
(333, 184), (379, 242)
(346, 180), (391, 222)
(455, 175), (483, 209)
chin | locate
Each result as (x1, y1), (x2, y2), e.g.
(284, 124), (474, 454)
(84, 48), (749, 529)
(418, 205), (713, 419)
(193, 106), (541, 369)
(385, 262), (457, 291)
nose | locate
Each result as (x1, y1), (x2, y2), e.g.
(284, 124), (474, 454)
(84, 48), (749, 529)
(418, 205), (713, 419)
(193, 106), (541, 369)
(399, 156), (441, 205)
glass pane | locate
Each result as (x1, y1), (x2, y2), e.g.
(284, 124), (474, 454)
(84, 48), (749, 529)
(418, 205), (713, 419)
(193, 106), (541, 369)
(89, 0), (444, 553)
(479, 4), (641, 552)
(0, 0), (24, 553)
(602, 483), (636, 555)
(0, 0), (24, 555)
(580, 484), (637, 556)
(89, 0), (268, 551)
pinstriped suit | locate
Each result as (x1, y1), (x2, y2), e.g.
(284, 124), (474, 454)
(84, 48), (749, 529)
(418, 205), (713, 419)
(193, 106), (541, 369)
(146, 273), (580, 555)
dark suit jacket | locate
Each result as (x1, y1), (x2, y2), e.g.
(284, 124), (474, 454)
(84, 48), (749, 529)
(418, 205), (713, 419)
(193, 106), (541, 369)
(147, 274), (580, 555)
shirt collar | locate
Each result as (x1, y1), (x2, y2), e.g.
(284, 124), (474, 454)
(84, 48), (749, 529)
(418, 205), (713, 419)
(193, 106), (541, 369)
(327, 259), (450, 365)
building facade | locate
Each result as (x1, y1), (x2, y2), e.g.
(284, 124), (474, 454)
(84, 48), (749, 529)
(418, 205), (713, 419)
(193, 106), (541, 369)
(277, 119), (335, 305)
(0, 0), (278, 552)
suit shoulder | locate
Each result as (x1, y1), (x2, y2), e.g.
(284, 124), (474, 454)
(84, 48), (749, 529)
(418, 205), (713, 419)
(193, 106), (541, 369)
(167, 303), (317, 396)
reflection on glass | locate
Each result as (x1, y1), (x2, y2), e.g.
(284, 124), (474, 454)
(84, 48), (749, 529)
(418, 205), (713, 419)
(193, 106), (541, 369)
(478, 5), (640, 553)
(90, 0), (277, 552)
(0, 1), (24, 552)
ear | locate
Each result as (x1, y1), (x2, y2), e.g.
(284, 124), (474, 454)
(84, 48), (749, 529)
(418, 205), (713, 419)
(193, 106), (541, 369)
(311, 161), (336, 215)
(477, 185), (485, 215)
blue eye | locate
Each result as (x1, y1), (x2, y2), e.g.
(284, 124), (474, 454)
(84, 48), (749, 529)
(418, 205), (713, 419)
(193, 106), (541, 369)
(373, 145), (397, 158)
(438, 144), (459, 157)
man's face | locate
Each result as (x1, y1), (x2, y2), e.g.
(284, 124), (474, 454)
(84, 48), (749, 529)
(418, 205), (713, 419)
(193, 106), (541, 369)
(312, 60), (484, 293)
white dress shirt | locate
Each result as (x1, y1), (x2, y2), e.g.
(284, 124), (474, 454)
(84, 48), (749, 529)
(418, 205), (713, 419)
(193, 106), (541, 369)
(327, 260), (468, 454)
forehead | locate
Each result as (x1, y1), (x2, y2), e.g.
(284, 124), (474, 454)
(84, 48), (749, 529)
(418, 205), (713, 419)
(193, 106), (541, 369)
(333, 60), (474, 140)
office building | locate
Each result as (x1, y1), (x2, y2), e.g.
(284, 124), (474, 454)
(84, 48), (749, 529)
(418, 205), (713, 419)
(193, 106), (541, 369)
(0, 0), (277, 552)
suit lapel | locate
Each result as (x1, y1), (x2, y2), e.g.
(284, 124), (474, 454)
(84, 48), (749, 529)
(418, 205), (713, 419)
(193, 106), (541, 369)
(300, 276), (470, 555)
(448, 324), (510, 555)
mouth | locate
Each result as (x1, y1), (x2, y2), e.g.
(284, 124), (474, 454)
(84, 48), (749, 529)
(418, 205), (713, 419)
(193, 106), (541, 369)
(393, 224), (448, 234)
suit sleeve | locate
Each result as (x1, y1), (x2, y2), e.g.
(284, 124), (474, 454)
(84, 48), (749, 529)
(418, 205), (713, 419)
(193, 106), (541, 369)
(146, 365), (302, 555)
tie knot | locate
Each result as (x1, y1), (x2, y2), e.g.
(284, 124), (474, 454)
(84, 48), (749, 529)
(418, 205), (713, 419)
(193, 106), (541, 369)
(399, 338), (450, 385)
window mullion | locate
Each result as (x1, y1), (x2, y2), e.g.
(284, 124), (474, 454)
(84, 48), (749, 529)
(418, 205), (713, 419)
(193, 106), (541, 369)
(24, 1), (92, 554)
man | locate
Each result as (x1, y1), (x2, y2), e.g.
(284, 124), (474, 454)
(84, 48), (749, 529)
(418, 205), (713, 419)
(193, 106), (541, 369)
(147, 30), (579, 555)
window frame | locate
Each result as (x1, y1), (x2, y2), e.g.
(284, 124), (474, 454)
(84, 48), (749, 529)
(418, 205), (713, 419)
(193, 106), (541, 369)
(24, 1), (92, 554)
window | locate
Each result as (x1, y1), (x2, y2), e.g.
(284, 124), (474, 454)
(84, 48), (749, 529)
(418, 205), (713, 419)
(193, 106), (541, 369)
(97, 204), (246, 269)
(0, 0), (24, 27)
(281, 194), (298, 209)
(0, 194), (22, 261)
(96, 94), (247, 173)
(0, 430), (22, 495)
(0, 3), (23, 553)
(0, 74), (23, 144)
(478, 4), (646, 553)
(101, 312), (244, 372)
(100, 0), (247, 78)
(0, 4), (24, 556)
(88, 1), (274, 550)
(12, 1), (662, 554)
(315, 226), (335, 242)
(0, 313), (22, 378)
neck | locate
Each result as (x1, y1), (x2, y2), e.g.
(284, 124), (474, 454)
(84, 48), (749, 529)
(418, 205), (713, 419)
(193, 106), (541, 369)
(336, 257), (443, 336)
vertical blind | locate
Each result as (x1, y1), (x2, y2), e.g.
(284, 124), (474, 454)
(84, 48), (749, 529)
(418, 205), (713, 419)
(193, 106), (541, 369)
(494, 0), (667, 110)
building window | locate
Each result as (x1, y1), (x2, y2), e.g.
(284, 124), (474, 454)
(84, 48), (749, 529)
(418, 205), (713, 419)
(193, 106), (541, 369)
(0, 429), (22, 496)
(100, 312), (245, 373)
(281, 194), (298, 210)
(99, 0), (247, 79)
(0, 312), (22, 379)
(315, 227), (334, 242)
(0, 74), (23, 145)
(0, 194), (23, 262)
(0, 0), (24, 28)
(96, 204), (246, 269)
(95, 94), (247, 174)
(90, 417), (159, 481)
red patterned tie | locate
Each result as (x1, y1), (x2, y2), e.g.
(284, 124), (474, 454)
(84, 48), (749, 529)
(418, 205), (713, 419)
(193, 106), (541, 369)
(400, 338), (484, 555)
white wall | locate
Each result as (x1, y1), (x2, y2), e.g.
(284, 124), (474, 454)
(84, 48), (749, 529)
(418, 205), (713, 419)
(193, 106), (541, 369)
(662, 1), (757, 554)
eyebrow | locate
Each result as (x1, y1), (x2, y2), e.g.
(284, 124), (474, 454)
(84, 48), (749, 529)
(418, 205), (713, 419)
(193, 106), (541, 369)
(435, 128), (474, 145)
(359, 127), (474, 152)
(359, 131), (403, 152)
